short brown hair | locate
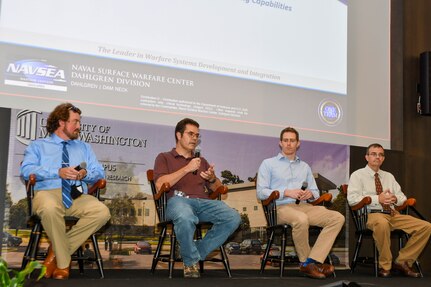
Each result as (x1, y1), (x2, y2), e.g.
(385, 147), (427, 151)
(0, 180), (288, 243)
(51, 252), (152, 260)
(174, 118), (199, 142)
(280, 127), (299, 141)
(366, 143), (384, 155)
(46, 103), (81, 134)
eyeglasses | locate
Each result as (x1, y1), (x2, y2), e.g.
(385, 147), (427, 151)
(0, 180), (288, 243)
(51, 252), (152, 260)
(368, 152), (385, 158)
(66, 119), (81, 125)
(184, 131), (200, 139)
(68, 105), (81, 113)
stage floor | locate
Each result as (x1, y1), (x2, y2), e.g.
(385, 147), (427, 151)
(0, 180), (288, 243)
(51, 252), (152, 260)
(26, 267), (431, 287)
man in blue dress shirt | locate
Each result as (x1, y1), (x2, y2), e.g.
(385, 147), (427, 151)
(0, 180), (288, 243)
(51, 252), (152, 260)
(257, 127), (344, 279)
(20, 103), (110, 280)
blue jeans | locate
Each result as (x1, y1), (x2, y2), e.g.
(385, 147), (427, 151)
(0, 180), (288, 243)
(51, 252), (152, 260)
(166, 196), (241, 266)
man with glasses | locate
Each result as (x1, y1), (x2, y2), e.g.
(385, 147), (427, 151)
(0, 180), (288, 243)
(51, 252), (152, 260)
(348, 143), (431, 278)
(257, 127), (344, 279)
(153, 118), (240, 278)
(20, 103), (110, 280)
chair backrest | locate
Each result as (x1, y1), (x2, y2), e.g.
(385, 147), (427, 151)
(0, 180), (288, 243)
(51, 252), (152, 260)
(350, 204), (369, 233)
(146, 169), (168, 222)
(341, 184), (369, 233)
(261, 190), (280, 227)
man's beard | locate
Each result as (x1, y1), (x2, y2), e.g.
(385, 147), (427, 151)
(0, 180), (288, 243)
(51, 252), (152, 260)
(64, 127), (80, 140)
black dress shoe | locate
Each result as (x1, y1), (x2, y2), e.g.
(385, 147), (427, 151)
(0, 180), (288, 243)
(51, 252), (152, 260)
(392, 261), (421, 278)
(378, 268), (391, 278)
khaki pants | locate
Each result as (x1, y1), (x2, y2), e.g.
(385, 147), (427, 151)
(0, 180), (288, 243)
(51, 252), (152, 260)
(367, 213), (431, 270)
(32, 189), (111, 268)
(277, 203), (345, 263)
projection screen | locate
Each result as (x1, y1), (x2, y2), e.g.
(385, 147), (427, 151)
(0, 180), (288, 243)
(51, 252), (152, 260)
(0, 0), (391, 148)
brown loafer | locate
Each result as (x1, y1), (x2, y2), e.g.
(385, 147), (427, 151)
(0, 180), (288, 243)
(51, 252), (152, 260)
(316, 263), (335, 277)
(299, 263), (326, 279)
(43, 245), (57, 278)
(393, 261), (421, 278)
(378, 268), (391, 278)
(53, 266), (70, 280)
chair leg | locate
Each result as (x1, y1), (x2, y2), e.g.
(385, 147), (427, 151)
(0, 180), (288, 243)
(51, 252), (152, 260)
(91, 234), (105, 279)
(195, 225), (232, 278)
(76, 247), (84, 274)
(151, 226), (167, 274)
(21, 223), (35, 269)
(169, 232), (176, 279)
(401, 233), (423, 278)
(326, 253), (336, 278)
(21, 241), (31, 270)
(22, 220), (104, 279)
(198, 260), (204, 273)
(219, 244), (232, 278)
(350, 234), (363, 273)
(279, 229), (287, 278)
(414, 260), (424, 278)
(195, 226), (204, 273)
(21, 222), (42, 270)
(373, 243), (379, 277)
(260, 230), (274, 274)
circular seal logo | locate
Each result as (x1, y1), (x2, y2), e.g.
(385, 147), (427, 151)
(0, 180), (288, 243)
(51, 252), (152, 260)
(318, 99), (343, 126)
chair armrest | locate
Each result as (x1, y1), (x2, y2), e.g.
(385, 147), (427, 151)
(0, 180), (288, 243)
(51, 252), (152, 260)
(311, 193), (332, 206)
(25, 174), (37, 216)
(395, 197), (416, 211)
(88, 179), (106, 196)
(209, 185), (228, 200)
(154, 182), (171, 200)
(340, 184), (348, 195)
(262, 190), (280, 206)
(27, 174), (36, 188)
(27, 174), (106, 196)
(350, 196), (372, 211)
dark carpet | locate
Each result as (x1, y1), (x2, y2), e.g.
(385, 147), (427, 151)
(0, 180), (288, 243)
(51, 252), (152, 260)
(25, 267), (431, 287)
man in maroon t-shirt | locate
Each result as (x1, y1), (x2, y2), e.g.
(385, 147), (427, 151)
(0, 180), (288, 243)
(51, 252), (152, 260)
(153, 118), (241, 278)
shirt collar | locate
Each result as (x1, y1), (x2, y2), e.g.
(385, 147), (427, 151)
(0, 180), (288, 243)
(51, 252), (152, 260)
(169, 148), (179, 157)
(170, 148), (189, 159)
(50, 133), (66, 144)
(170, 148), (196, 159)
(50, 133), (73, 145)
(276, 152), (300, 162)
(365, 164), (380, 177)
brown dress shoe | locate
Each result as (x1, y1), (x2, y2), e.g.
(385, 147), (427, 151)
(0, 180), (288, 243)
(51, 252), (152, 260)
(43, 245), (57, 278)
(378, 268), (391, 278)
(299, 263), (326, 279)
(53, 266), (70, 280)
(316, 263), (335, 277)
(393, 261), (421, 278)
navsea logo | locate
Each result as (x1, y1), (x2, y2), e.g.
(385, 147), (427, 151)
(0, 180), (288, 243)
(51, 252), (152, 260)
(16, 109), (41, 146)
(318, 99), (343, 126)
(4, 59), (67, 91)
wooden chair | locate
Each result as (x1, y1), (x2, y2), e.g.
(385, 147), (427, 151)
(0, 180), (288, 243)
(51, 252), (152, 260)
(147, 169), (232, 278)
(341, 184), (423, 277)
(21, 174), (107, 278)
(260, 190), (335, 277)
